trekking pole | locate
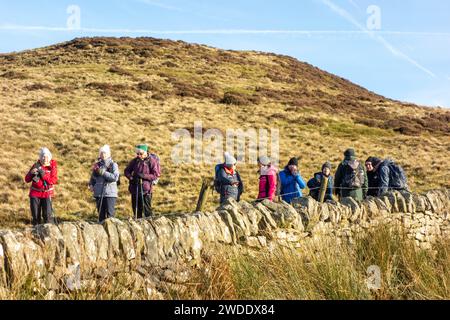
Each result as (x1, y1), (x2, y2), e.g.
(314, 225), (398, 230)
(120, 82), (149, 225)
(140, 179), (145, 218)
(98, 182), (106, 222)
(135, 179), (139, 220)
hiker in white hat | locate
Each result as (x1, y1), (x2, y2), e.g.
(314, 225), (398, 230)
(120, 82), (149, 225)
(24, 147), (58, 225)
(88, 145), (120, 222)
(214, 152), (244, 204)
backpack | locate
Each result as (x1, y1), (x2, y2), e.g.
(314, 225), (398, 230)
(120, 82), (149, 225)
(386, 160), (408, 190)
(148, 153), (161, 185)
(342, 160), (365, 188)
(214, 164), (223, 193)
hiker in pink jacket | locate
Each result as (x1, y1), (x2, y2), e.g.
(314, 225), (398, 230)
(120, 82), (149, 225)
(257, 156), (278, 202)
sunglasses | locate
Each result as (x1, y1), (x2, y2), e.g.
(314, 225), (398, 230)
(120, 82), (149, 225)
(136, 152), (146, 156)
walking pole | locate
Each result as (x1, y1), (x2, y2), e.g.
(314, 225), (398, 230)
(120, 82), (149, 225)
(98, 182), (106, 222)
(135, 179), (139, 220)
(140, 179), (145, 218)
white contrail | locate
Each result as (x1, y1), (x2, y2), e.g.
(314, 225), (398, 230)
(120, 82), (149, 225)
(348, 0), (361, 10)
(135, 0), (183, 12)
(320, 0), (436, 78)
(1, 24), (450, 37)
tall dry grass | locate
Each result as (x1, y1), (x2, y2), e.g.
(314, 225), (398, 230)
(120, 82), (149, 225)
(183, 227), (450, 300)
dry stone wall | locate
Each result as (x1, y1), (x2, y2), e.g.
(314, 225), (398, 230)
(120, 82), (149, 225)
(0, 189), (448, 296)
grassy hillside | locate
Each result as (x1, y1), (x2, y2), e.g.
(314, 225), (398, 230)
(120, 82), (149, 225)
(0, 37), (449, 229)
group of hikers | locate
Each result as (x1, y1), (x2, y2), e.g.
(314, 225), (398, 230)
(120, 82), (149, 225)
(24, 145), (408, 226)
(214, 148), (408, 206)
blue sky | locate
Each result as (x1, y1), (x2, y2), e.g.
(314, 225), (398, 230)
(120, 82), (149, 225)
(1, 0), (449, 107)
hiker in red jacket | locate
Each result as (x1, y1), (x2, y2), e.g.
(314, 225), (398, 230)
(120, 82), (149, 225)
(24, 148), (58, 225)
(257, 156), (278, 202)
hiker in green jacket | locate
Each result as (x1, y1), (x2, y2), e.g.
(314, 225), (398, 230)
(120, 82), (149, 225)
(334, 149), (368, 201)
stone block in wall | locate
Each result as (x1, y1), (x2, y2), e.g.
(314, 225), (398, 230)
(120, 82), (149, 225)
(209, 212), (233, 244)
(0, 242), (6, 288)
(91, 224), (110, 266)
(140, 220), (160, 267)
(254, 202), (278, 231)
(103, 218), (121, 261)
(78, 222), (99, 268)
(399, 191), (416, 214)
(149, 216), (175, 262)
(412, 193), (428, 213)
(194, 212), (217, 243)
(0, 231), (32, 286)
(221, 199), (254, 238)
(292, 197), (318, 228)
(393, 191), (408, 213)
(239, 201), (263, 236)
(127, 219), (146, 266)
(362, 197), (380, 218)
(59, 223), (81, 266)
(218, 209), (237, 244)
(425, 190), (447, 214)
(262, 200), (303, 231)
(373, 197), (390, 216)
(340, 197), (361, 222)
(383, 192), (399, 213)
(32, 224), (66, 272)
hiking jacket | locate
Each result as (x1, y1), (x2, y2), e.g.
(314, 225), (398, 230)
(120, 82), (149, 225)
(25, 160), (58, 199)
(307, 173), (333, 202)
(334, 159), (368, 201)
(257, 165), (278, 202)
(366, 171), (379, 197)
(217, 166), (244, 204)
(279, 167), (306, 204)
(124, 156), (160, 195)
(89, 158), (120, 198)
(376, 160), (407, 196)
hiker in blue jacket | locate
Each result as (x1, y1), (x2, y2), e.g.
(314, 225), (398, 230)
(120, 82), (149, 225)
(279, 157), (306, 204)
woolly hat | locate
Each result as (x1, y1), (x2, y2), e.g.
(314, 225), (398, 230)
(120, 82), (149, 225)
(39, 147), (52, 161)
(99, 145), (111, 157)
(344, 148), (356, 160)
(224, 152), (237, 166)
(288, 157), (299, 167)
(136, 144), (149, 153)
(370, 157), (382, 168)
(322, 161), (332, 171)
(258, 155), (271, 166)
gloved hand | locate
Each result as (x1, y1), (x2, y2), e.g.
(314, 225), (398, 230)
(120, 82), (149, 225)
(137, 173), (146, 179)
(37, 168), (46, 178)
(98, 167), (106, 176)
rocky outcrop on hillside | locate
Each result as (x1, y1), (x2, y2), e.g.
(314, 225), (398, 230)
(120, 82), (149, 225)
(0, 189), (449, 298)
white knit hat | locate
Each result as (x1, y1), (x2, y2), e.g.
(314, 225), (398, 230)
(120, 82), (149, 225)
(224, 152), (237, 166)
(258, 155), (271, 166)
(99, 144), (111, 158)
(39, 147), (52, 161)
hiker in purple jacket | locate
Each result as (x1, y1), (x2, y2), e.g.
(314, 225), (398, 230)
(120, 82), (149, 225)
(124, 144), (161, 218)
